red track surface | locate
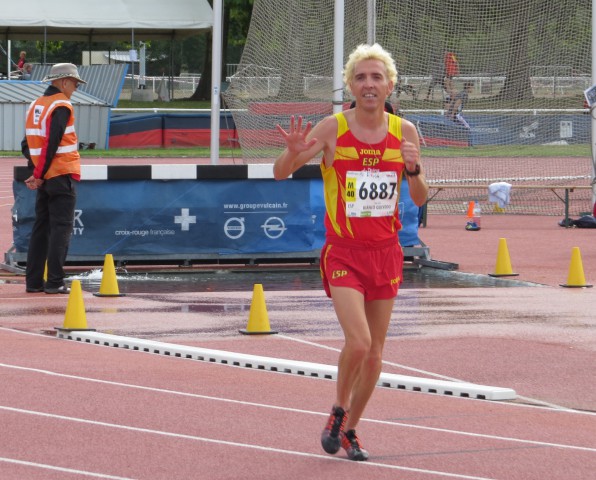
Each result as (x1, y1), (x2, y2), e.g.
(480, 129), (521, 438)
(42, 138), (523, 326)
(1, 156), (595, 479)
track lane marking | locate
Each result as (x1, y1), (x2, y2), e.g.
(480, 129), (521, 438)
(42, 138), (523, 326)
(1, 362), (594, 454)
(0, 405), (496, 480)
(0, 457), (134, 479)
(278, 334), (586, 413)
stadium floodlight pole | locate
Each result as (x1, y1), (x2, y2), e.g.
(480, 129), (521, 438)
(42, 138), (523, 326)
(210, 0), (223, 165)
(333, 0), (345, 114)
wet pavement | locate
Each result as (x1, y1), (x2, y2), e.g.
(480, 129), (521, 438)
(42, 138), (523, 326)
(66, 265), (541, 293)
(1, 156), (595, 412)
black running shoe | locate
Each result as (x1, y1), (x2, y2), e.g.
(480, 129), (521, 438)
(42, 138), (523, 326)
(341, 429), (369, 461)
(320, 406), (347, 454)
(26, 286), (44, 293)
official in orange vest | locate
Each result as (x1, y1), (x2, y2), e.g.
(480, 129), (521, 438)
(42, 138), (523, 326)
(21, 63), (87, 294)
(443, 51), (460, 99)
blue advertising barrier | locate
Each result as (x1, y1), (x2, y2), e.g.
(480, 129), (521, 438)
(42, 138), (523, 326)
(408, 113), (590, 147)
(8, 165), (425, 266)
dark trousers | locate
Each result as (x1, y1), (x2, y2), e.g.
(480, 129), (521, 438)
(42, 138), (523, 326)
(26, 175), (77, 290)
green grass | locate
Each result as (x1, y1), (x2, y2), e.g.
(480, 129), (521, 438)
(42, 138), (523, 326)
(420, 144), (591, 157)
(80, 143), (591, 158)
(79, 144), (591, 158)
(1, 144), (590, 159)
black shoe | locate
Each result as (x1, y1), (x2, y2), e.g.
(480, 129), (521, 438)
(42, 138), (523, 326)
(321, 406), (347, 454)
(341, 429), (369, 461)
(44, 285), (70, 294)
(26, 287), (44, 293)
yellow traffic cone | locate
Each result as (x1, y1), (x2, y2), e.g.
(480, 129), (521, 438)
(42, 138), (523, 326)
(93, 254), (125, 297)
(560, 247), (593, 288)
(57, 280), (94, 331)
(239, 284), (278, 335)
(489, 238), (519, 277)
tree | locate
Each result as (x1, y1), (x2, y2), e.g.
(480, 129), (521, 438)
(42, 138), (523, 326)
(493, 0), (534, 101)
(190, 0), (254, 101)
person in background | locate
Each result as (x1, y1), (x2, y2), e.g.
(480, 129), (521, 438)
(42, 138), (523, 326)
(17, 51), (27, 71)
(21, 63), (32, 80)
(443, 51), (460, 100)
(447, 81), (474, 130)
(274, 43), (428, 461)
(21, 63), (86, 294)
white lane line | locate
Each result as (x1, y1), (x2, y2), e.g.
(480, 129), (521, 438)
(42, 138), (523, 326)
(0, 405), (496, 480)
(0, 457), (135, 479)
(278, 335), (491, 382)
(1, 362), (594, 454)
(0, 328), (592, 415)
(277, 334), (583, 413)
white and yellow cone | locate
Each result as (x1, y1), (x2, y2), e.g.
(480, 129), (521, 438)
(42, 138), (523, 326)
(239, 284), (278, 335)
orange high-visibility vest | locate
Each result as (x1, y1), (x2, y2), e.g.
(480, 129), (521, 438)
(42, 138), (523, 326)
(25, 92), (80, 180)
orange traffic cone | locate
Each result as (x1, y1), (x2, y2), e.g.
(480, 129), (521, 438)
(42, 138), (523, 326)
(560, 247), (592, 288)
(239, 284), (278, 335)
(489, 238), (519, 277)
(466, 201), (475, 219)
(93, 254), (125, 297)
(465, 201), (480, 231)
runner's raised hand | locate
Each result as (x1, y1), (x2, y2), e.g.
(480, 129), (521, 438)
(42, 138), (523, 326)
(276, 115), (317, 154)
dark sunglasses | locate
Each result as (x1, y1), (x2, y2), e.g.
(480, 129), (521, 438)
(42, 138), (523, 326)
(65, 78), (80, 88)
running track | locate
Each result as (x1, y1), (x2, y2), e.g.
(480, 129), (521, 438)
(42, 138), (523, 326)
(1, 156), (595, 479)
(0, 286), (595, 480)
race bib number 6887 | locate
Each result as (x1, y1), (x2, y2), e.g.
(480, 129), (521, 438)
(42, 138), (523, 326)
(345, 170), (398, 217)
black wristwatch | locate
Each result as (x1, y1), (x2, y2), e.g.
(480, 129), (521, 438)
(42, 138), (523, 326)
(404, 164), (421, 177)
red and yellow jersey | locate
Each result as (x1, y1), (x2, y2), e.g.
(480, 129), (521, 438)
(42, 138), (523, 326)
(320, 112), (406, 243)
(25, 92), (80, 180)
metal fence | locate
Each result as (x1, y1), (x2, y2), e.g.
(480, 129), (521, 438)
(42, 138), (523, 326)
(119, 74), (202, 101)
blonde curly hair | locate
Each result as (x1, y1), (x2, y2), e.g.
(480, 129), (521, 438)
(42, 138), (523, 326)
(343, 43), (398, 94)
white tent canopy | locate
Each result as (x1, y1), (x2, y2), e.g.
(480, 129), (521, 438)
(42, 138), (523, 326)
(0, 0), (213, 40)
